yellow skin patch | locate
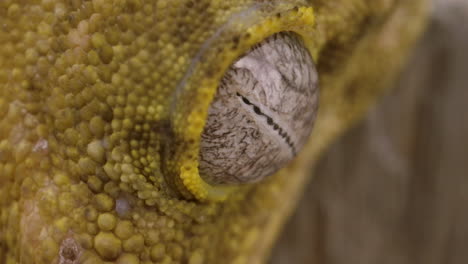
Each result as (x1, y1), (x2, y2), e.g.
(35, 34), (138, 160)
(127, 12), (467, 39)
(0, 0), (428, 264)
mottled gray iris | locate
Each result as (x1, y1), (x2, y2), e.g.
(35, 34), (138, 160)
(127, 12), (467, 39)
(199, 32), (319, 185)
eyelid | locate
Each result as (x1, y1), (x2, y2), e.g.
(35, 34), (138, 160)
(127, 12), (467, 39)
(162, 6), (317, 201)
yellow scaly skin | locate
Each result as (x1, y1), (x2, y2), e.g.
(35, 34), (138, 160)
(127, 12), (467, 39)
(0, 0), (428, 263)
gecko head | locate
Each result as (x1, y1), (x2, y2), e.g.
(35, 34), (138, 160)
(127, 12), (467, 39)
(1, 1), (429, 263)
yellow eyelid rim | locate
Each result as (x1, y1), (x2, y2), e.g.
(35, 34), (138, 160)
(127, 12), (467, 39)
(176, 6), (316, 202)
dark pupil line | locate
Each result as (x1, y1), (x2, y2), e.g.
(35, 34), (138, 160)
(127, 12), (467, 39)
(236, 92), (296, 155)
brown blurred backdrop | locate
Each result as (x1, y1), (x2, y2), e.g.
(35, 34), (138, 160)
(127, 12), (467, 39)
(270, 0), (468, 263)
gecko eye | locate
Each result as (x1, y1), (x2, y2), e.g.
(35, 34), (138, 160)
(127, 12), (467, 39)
(199, 32), (319, 185)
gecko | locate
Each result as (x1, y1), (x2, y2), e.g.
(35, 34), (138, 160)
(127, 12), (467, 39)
(0, 0), (428, 263)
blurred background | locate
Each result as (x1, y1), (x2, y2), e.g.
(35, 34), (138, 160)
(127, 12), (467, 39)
(270, 0), (468, 263)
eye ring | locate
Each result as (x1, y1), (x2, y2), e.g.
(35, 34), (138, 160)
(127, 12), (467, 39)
(199, 31), (319, 185)
(162, 6), (317, 201)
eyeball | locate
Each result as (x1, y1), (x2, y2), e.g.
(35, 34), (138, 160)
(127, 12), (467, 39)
(199, 32), (319, 185)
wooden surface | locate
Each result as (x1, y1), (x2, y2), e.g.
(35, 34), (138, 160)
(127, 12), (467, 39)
(270, 1), (468, 263)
